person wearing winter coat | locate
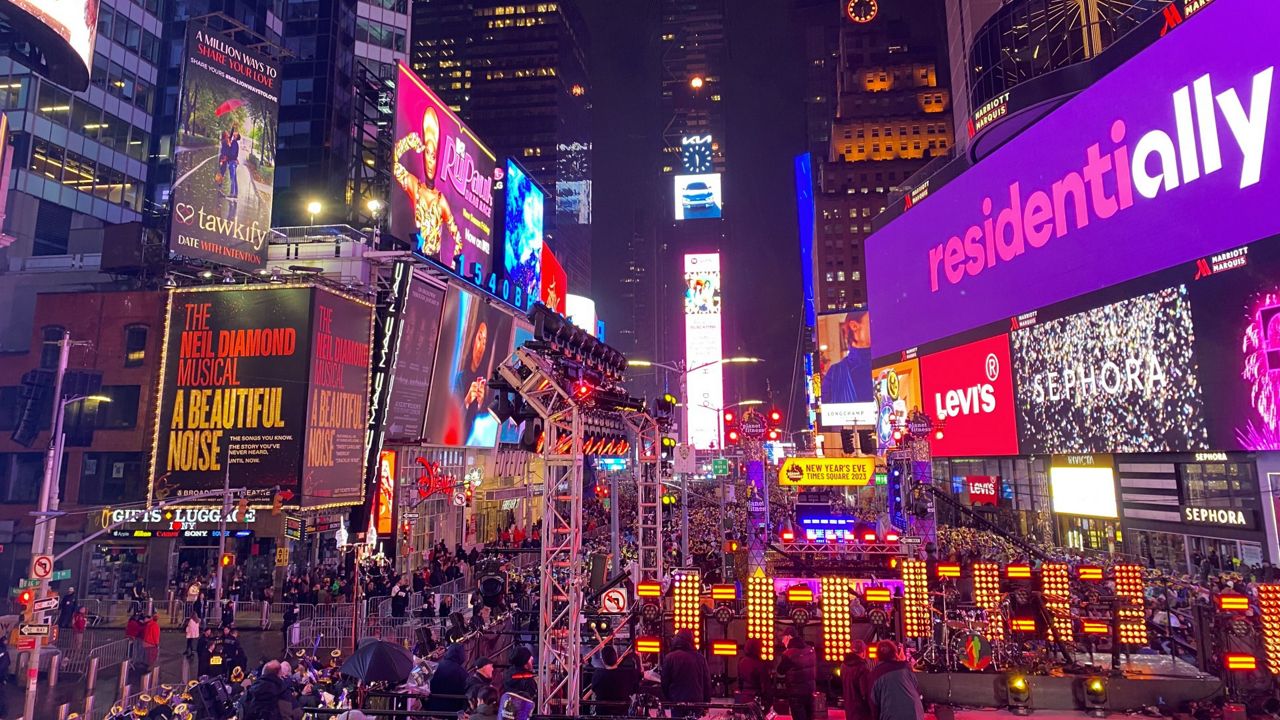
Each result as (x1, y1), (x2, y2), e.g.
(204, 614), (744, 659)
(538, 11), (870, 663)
(502, 646), (538, 704)
(242, 660), (290, 720)
(466, 656), (496, 707)
(591, 645), (640, 715)
(840, 642), (873, 720)
(185, 615), (202, 656)
(868, 641), (924, 720)
(425, 643), (469, 714)
(660, 629), (710, 717)
(736, 638), (773, 710)
(776, 635), (817, 720)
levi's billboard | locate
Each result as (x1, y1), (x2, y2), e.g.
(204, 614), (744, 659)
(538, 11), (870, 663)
(919, 335), (1018, 456)
(866, 0), (1280, 356)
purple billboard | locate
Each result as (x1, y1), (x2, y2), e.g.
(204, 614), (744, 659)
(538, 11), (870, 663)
(867, 0), (1279, 356)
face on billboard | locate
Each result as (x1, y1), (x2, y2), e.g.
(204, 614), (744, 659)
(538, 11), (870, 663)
(422, 286), (514, 448)
(872, 359), (922, 448)
(503, 160), (544, 309)
(816, 311), (874, 427)
(685, 253), (724, 449)
(540, 247), (568, 314)
(920, 334), (1018, 456)
(392, 62), (497, 273)
(376, 449), (396, 535)
(866, 0), (1280, 356)
(385, 277), (445, 441)
(153, 287), (311, 503)
(674, 173), (723, 220)
(1011, 286), (1208, 454)
(302, 290), (374, 508)
(169, 28), (280, 272)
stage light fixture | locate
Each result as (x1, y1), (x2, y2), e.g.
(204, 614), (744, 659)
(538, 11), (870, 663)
(636, 636), (661, 653)
(936, 563), (960, 579)
(901, 559), (930, 638)
(711, 640), (737, 656)
(863, 587), (891, 604)
(786, 584), (814, 604)
(1041, 563), (1074, 642)
(711, 584), (737, 601)
(973, 562), (1004, 641)
(1224, 653), (1258, 671)
(1114, 564), (1147, 645)
(1077, 566), (1103, 581)
(1006, 564), (1031, 579)
(673, 568), (701, 648)
(746, 569), (775, 660)
(1006, 673), (1032, 715)
(821, 577), (852, 661)
(1258, 584), (1280, 675)
(1081, 677), (1108, 717)
(1217, 594), (1250, 612)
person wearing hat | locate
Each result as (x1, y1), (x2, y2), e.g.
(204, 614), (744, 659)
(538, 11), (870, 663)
(501, 646), (537, 704)
(425, 643), (469, 714)
(466, 656), (496, 708)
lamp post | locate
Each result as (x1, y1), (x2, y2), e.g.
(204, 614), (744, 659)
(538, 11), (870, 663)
(306, 200), (322, 226)
(628, 357), (761, 562)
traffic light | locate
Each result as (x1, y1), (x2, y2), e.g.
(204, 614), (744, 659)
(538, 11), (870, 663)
(236, 495), (250, 518)
(724, 410), (739, 444)
(220, 553), (236, 568)
(464, 484), (474, 506)
(16, 589), (33, 608)
(271, 492), (284, 515)
(660, 435), (676, 461)
(767, 428), (781, 441)
(768, 409), (782, 425)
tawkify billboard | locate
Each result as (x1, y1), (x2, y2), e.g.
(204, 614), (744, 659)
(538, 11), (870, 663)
(867, 0), (1280, 356)
(392, 62), (497, 276)
(919, 334), (1019, 456)
(169, 27), (280, 272)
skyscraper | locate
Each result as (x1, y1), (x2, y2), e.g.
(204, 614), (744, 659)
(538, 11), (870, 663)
(409, 0), (592, 290)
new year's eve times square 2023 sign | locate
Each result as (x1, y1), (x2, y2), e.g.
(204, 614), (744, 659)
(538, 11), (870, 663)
(152, 286), (373, 508)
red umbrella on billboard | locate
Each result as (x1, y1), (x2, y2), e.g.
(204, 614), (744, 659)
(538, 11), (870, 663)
(215, 99), (245, 116)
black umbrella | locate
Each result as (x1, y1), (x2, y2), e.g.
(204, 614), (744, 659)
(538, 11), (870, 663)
(340, 639), (415, 684)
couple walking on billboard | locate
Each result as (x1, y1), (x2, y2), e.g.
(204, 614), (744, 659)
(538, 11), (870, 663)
(216, 128), (242, 198)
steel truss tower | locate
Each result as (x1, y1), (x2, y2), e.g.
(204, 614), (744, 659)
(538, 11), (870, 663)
(496, 347), (664, 715)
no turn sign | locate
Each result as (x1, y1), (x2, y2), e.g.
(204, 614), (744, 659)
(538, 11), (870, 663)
(601, 588), (629, 614)
(30, 555), (53, 581)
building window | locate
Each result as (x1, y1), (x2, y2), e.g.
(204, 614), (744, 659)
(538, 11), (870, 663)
(40, 326), (65, 369)
(0, 453), (44, 503)
(94, 386), (141, 430)
(124, 325), (147, 367)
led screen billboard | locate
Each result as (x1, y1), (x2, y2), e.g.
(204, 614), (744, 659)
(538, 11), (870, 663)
(1049, 455), (1117, 518)
(866, 0), (1280, 356)
(384, 276), (444, 441)
(499, 323), (534, 444)
(302, 289), (374, 508)
(541, 246), (568, 314)
(392, 62), (497, 275)
(674, 173), (723, 220)
(375, 449), (395, 535)
(872, 358), (922, 450)
(685, 253), (725, 449)
(422, 285), (514, 448)
(501, 159), (544, 311)
(565, 294), (597, 338)
(1010, 286), (1207, 454)
(152, 287), (372, 508)
(169, 27), (280, 272)
(919, 334), (1019, 456)
(0, 0), (97, 89)
(815, 311), (874, 427)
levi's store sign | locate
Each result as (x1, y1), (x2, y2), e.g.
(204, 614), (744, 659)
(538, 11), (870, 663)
(867, 0), (1280, 356)
(967, 476), (999, 506)
(919, 335), (1018, 456)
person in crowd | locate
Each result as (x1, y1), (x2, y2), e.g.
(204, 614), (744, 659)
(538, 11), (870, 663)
(0, 637), (10, 718)
(868, 641), (924, 720)
(242, 659), (290, 720)
(502, 646), (538, 703)
(72, 607), (88, 650)
(660, 629), (710, 717)
(736, 638), (773, 710)
(466, 656), (496, 707)
(471, 686), (501, 720)
(841, 641), (873, 720)
(776, 633), (817, 720)
(185, 613), (202, 657)
(141, 612), (162, 668)
(283, 604), (300, 649)
(426, 643), (469, 714)
(57, 586), (78, 628)
(391, 580), (410, 619)
(591, 645), (640, 715)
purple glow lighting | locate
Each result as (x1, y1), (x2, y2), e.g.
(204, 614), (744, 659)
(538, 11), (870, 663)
(1240, 293), (1280, 450)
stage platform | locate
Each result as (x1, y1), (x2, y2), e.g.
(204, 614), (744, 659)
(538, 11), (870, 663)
(918, 666), (1223, 712)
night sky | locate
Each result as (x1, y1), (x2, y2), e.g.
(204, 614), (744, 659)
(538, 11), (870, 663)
(582, 0), (808, 424)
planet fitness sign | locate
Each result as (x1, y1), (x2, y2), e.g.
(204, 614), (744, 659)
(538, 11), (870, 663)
(867, 0), (1279, 355)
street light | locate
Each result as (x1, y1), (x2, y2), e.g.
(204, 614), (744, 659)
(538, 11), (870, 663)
(366, 198), (383, 216)
(690, 76), (705, 90)
(306, 200), (323, 225)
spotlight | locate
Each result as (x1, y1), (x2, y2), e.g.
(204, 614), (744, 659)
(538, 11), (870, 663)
(1081, 677), (1107, 717)
(163, 274), (178, 289)
(1006, 674), (1032, 715)
(221, 269), (236, 284)
(268, 268), (285, 284)
(199, 270), (214, 280)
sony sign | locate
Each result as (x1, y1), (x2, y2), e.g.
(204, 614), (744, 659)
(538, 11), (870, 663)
(867, 0), (1280, 357)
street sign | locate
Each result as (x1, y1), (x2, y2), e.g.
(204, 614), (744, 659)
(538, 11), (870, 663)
(600, 588), (629, 614)
(674, 444), (697, 474)
(275, 548), (289, 567)
(452, 491), (467, 507)
(18, 578), (40, 589)
(31, 596), (58, 614)
(15, 638), (34, 651)
(50, 569), (70, 582)
(712, 458), (729, 476)
(19, 623), (49, 638)
(901, 536), (922, 545)
(404, 513), (420, 520)
(777, 457), (876, 486)
(30, 555), (53, 580)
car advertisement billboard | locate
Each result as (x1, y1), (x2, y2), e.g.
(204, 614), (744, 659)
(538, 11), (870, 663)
(152, 287), (311, 504)
(919, 334), (1019, 456)
(391, 61), (497, 275)
(541, 246), (568, 314)
(501, 159), (545, 311)
(301, 289), (374, 508)
(815, 310), (874, 427)
(422, 285), (514, 448)
(384, 277), (445, 441)
(674, 173), (723, 220)
(169, 27), (280, 272)
(1010, 286), (1208, 454)
(866, 0), (1280, 356)
(872, 358), (923, 450)
(685, 253), (725, 449)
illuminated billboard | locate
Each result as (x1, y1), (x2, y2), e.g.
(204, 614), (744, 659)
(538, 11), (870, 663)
(384, 277), (444, 441)
(681, 135), (713, 173)
(152, 287), (373, 508)
(674, 173), (723, 220)
(866, 0), (1280, 356)
(501, 159), (544, 311)
(375, 449), (396, 535)
(0, 0), (97, 89)
(391, 62), (497, 276)
(872, 358), (922, 450)
(169, 27), (280, 272)
(816, 310), (874, 427)
(422, 285), (514, 448)
(565, 294), (597, 338)
(919, 334), (1019, 456)
(1049, 455), (1117, 518)
(540, 246), (568, 314)
(684, 253), (724, 449)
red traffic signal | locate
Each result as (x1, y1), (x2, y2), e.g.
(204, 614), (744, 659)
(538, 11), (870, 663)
(17, 589), (32, 606)
(767, 429), (780, 441)
(220, 552), (236, 568)
(768, 409), (782, 425)
(726, 429), (740, 444)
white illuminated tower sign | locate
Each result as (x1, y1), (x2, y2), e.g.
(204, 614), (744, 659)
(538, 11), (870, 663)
(684, 253), (725, 449)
